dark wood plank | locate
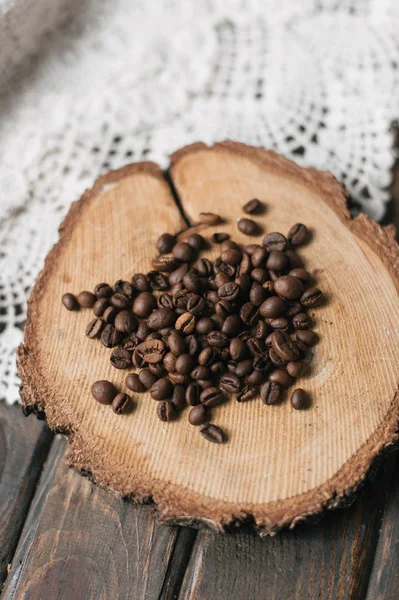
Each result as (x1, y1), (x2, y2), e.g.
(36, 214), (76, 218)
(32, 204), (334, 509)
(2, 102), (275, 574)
(366, 456), (399, 600)
(0, 404), (53, 587)
(2, 436), (196, 600)
(179, 455), (396, 600)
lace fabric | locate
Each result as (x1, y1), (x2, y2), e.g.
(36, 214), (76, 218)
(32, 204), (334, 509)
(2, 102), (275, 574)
(0, 0), (398, 403)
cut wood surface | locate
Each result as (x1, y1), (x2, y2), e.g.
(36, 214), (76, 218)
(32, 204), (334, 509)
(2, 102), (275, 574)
(17, 142), (399, 534)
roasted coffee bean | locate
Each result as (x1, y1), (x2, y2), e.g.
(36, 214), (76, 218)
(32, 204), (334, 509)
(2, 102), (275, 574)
(139, 368), (158, 390)
(147, 307), (175, 330)
(218, 262), (236, 277)
(247, 337), (266, 356)
(212, 232), (230, 244)
(218, 281), (239, 301)
(171, 385), (186, 410)
(288, 223), (308, 246)
(214, 300), (233, 319)
(296, 329), (318, 346)
(175, 354), (194, 375)
(186, 384), (200, 406)
(123, 333), (139, 351)
(187, 233), (206, 251)
(197, 379), (214, 390)
(191, 365), (211, 381)
(253, 354), (271, 372)
(268, 369), (293, 387)
(133, 292), (156, 317)
(269, 317), (289, 332)
(236, 359), (254, 377)
(172, 241), (195, 262)
(210, 361), (226, 375)
(240, 302), (259, 326)
(238, 218), (259, 236)
(291, 388), (308, 409)
(238, 252), (252, 276)
(169, 263), (189, 286)
(110, 348), (132, 370)
(150, 378), (173, 400)
(269, 348), (288, 367)
(229, 338), (248, 361)
(200, 387), (224, 407)
(169, 372), (187, 384)
(285, 249), (303, 269)
(251, 268), (268, 284)
(95, 283), (113, 299)
(157, 233), (176, 255)
(62, 293), (78, 311)
(289, 268), (309, 283)
(194, 258), (213, 277)
(136, 321), (151, 341)
(198, 346), (219, 366)
(200, 423), (224, 443)
(114, 280), (134, 298)
(211, 313), (224, 330)
(255, 320), (269, 340)
(114, 310), (136, 333)
(102, 306), (119, 324)
(261, 381), (281, 405)
(157, 293), (174, 310)
(249, 282), (266, 306)
(263, 232), (287, 251)
(222, 315), (242, 337)
(266, 250), (288, 271)
(285, 301), (302, 317)
(246, 369), (265, 385)
(227, 361), (238, 375)
(126, 373), (147, 393)
(110, 393), (131, 414)
(187, 294), (205, 315)
(173, 288), (190, 310)
(168, 333), (187, 356)
(259, 296), (286, 318)
(274, 275), (303, 300)
(163, 352), (177, 372)
(188, 404), (208, 426)
(152, 255), (180, 273)
(110, 293), (129, 309)
(147, 332), (162, 341)
(214, 272), (231, 288)
(271, 330), (300, 361)
(149, 362), (167, 377)
(85, 317), (105, 339)
(221, 240), (240, 251)
(296, 340), (311, 359)
(250, 246), (267, 268)
(207, 331), (229, 348)
(185, 334), (201, 356)
(148, 270), (169, 290)
(221, 248), (242, 265)
(136, 339), (166, 363)
(300, 287), (323, 307)
(175, 312), (196, 334)
(292, 312), (312, 330)
(287, 361), (307, 378)
(91, 380), (117, 405)
(132, 273), (149, 292)
(237, 385), (257, 402)
(195, 317), (213, 335)
(220, 374), (242, 393)
(101, 324), (123, 348)
(265, 332), (274, 346)
(157, 400), (176, 421)
(77, 291), (96, 308)
(132, 348), (146, 368)
(93, 297), (110, 316)
(199, 212), (220, 225)
(243, 198), (261, 214)
(236, 273), (252, 292)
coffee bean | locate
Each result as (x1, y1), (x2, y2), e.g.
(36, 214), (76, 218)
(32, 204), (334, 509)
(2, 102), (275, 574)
(200, 387), (224, 407)
(268, 270), (279, 282)
(122, 333), (139, 351)
(85, 317), (105, 339)
(263, 232), (287, 251)
(183, 271), (202, 293)
(185, 334), (201, 356)
(255, 320), (269, 340)
(188, 233), (206, 251)
(114, 310), (137, 333)
(268, 369), (293, 387)
(169, 263), (189, 286)
(198, 346), (219, 366)
(285, 301), (303, 317)
(110, 348), (132, 370)
(269, 348), (288, 367)
(220, 374), (242, 393)
(112, 393), (132, 414)
(288, 223), (308, 246)
(93, 298), (110, 317)
(251, 268), (268, 284)
(246, 337), (266, 356)
(300, 287), (323, 307)
(171, 385), (186, 410)
(132, 348), (146, 368)
(250, 246), (267, 267)
(214, 272), (231, 288)
(149, 362), (167, 377)
(157, 401), (176, 422)
(126, 373), (147, 393)
(147, 308), (175, 330)
(239, 302), (259, 326)
(136, 320), (152, 341)
(218, 282), (239, 301)
(77, 291), (96, 308)
(285, 250), (303, 269)
(132, 273), (149, 292)
(221, 248), (242, 265)
(91, 380), (117, 405)
(274, 275), (304, 300)
(169, 372), (187, 384)
(236, 359), (253, 377)
(157, 294), (173, 310)
(296, 329), (318, 346)
(238, 218), (259, 236)
(174, 354), (193, 375)
(286, 361), (306, 378)
(136, 339), (166, 363)
(269, 317), (289, 332)
(289, 268), (309, 283)
(218, 262), (237, 277)
(206, 290), (219, 305)
(172, 242), (195, 262)
(148, 271), (169, 291)
(114, 280), (134, 298)
(101, 324), (122, 348)
(194, 258), (213, 277)
(103, 306), (120, 324)
(173, 288), (190, 310)
(163, 352), (176, 372)
(157, 233), (176, 254)
(186, 384), (200, 406)
(200, 423), (224, 443)
(175, 312), (196, 334)
(249, 282), (266, 306)
(210, 361), (226, 375)
(147, 332), (162, 341)
(139, 368), (158, 390)
(292, 312), (312, 330)
(259, 296), (286, 318)
(186, 294), (204, 316)
(243, 198), (261, 214)
(188, 404), (208, 426)
(238, 252), (252, 276)
(229, 338), (247, 362)
(152, 255), (181, 272)
(189, 366), (209, 381)
(133, 292), (157, 317)
(246, 370), (265, 385)
(212, 232), (230, 244)
(266, 250), (288, 271)
(62, 293), (78, 311)
(261, 381), (281, 405)
(271, 330), (300, 361)
(207, 331), (229, 348)
(221, 315), (241, 337)
(94, 283), (113, 299)
(291, 388), (308, 409)
(199, 212), (220, 225)
(237, 385), (257, 402)
(150, 378), (173, 400)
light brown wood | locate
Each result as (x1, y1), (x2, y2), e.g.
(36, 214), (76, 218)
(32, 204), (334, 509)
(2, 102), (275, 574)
(18, 143), (399, 535)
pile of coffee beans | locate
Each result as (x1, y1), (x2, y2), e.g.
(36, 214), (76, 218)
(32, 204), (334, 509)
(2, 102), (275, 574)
(62, 199), (323, 444)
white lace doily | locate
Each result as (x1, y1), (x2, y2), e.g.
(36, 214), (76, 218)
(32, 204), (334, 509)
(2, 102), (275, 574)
(1, 0), (398, 404)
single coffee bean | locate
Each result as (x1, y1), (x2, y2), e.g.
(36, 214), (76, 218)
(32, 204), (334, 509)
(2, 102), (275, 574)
(200, 387), (224, 407)
(286, 361), (307, 378)
(222, 315), (241, 337)
(246, 369), (265, 385)
(163, 352), (177, 372)
(292, 312), (312, 330)
(187, 233), (206, 251)
(148, 270), (169, 290)
(126, 373), (147, 393)
(227, 361), (238, 375)
(206, 290), (219, 305)
(261, 381), (281, 405)
(168, 333), (187, 356)
(266, 250), (288, 271)
(285, 301), (303, 317)
(85, 317), (105, 339)
(289, 268), (309, 283)
(238, 252), (252, 275)
(77, 291), (96, 308)
(114, 280), (134, 298)
(101, 324), (122, 348)
(62, 292), (78, 311)
(110, 348), (132, 370)
(296, 329), (318, 346)
(212, 232), (230, 243)
(214, 272), (231, 288)
(132, 273), (149, 292)
(122, 333), (139, 351)
(147, 332), (162, 341)
(251, 268), (268, 284)
(139, 368), (158, 390)
(132, 348), (146, 368)
(274, 275), (303, 300)
(190, 366), (209, 381)
(250, 246), (267, 267)
(169, 263), (189, 286)
(236, 359), (254, 377)
(183, 271), (201, 293)
(229, 338), (248, 361)
(114, 310), (137, 333)
(175, 312), (196, 334)
(169, 372), (187, 385)
(200, 423), (224, 443)
(263, 232), (287, 251)
(103, 306), (119, 324)
(210, 361), (226, 376)
(187, 294), (205, 315)
(188, 404), (208, 426)
(175, 354), (194, 375)
(221, 240), (240, 251)
(172, 241), (195, 262)
(93, 297), (110, 317)
(249, 282), (266, 306)
(240, 302), (259, 326)
(149, 362), (167, 377)
(288, 223), (308, 246)
(218, 281), (239, 301)
(133, 292), (156, 317)
(198, 346), (219, 366)
(269, 317), (289, 332)
(186, 384), (200, 406)
(157, 233), (176, 255)
(157, 400), (176, 422)
(91, 380), (117, 405)
(171, 385), (186, 410)
(300, 287), (323, 307)
(185, 334), (201, 356)
(111, 293), (129, 309)
(237, 385), (257, 402)
(247, 337), (266, 356)
(147, 307), (175, 330)
(220, 373), (242, 393)
(199, 212), (220, 225)
(194, 257), (213, 277)
(173, 288), (190, 310)
(268, 369), (293, 387)
(150, 378), (173, 400)
(136, 320), (152, 341)
(94, 283), (113, 299)
(112, 393), (132, 414)
(269, 348), (288, 367)
(243, 198), (261, 214)
(259, 296), (286, 318)
(135, 339), (166, 363)
(253, 353), (271, 372)
(271, 330), (300, 361)
(207, 331), (229, 348)
(221, 248), (242, 265)
(255, 320), (270, 340)
(291, 388), (308, 409)
(157, 293), (174, 310)
(238, 218), (259, 236)
(152, 255), (181, 272)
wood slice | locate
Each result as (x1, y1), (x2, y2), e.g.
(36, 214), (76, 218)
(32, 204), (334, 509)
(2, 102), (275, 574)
(18, 142), (399, 535)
